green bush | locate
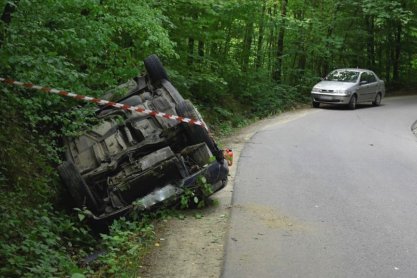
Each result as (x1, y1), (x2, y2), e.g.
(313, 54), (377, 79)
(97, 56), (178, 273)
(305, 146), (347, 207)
(0, 202), (95, 277)
(94, 218), (155, 276)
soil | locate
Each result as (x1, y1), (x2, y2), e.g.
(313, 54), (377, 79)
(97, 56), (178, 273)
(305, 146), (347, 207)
(139, 107), (312, 278)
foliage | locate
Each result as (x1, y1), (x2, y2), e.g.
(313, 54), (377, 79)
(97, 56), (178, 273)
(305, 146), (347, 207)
(94, 218), (155, 276)
(180, 176), (214, 209)
(0, 0), (173, 276)
(1, 0), (174, 89)
(0, 202), (95, 277)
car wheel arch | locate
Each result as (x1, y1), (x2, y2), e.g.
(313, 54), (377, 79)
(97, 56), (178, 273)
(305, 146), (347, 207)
(373, 92), (382, 106)
(348, 94), (357, 110)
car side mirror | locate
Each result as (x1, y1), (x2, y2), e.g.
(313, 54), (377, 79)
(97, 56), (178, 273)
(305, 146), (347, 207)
(360, 80), (367, 85)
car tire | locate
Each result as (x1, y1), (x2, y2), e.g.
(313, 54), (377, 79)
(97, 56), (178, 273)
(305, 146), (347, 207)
(161, 79), (184, 105)
(312, 101), (320, 108)
(58, 161), (99, 211)
(176, 100), (223, 161)
(144, 54), (169, 84)
(348, 95), (357, 110)
(372, 93), (381, 106)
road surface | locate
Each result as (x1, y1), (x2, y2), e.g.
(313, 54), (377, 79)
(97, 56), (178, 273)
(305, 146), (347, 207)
(223, 96), (417, 278)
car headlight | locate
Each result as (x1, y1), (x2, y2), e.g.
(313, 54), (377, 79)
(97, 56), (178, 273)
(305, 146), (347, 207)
(312, 88), (320, 92)
(335, 90), (350, 95)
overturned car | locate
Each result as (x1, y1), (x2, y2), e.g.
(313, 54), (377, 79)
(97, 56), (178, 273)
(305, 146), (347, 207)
(58, 55), (228, 221)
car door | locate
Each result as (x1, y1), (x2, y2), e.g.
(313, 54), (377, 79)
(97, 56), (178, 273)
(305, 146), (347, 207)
(367, 72), (378, 100)
(357, 72), (370, 102)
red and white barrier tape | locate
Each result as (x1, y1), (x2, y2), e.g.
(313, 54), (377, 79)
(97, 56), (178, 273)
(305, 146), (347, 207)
(0, 77), (207, 130)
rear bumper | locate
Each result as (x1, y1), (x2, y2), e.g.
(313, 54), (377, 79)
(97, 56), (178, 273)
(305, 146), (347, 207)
(311, 93), (351, 104)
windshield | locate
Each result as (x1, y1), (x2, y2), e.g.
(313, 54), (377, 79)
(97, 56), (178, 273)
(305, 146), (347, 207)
(325, 70), (359, 83)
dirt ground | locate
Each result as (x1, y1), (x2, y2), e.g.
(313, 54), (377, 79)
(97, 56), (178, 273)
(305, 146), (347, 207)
(139, 107), (311, 278)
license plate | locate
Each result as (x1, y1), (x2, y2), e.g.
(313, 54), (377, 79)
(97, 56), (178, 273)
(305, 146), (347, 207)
(320, 95), (332, 100)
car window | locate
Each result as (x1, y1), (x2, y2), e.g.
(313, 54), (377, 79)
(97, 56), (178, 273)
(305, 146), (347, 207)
(367, 72), (377, 83)
(360, 72), (368, 83)
(325, 70), (359, 83)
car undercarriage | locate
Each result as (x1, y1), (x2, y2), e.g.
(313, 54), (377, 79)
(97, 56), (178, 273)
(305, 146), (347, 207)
(58, 55), (229, 222)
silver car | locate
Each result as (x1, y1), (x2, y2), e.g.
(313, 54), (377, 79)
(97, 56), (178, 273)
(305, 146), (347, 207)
(311, 68), (385, 109)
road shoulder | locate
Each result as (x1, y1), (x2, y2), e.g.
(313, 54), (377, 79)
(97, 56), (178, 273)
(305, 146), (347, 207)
(139, 108), (312, 278)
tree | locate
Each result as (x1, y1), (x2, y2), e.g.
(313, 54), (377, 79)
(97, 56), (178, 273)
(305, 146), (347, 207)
(273, 0), (288, 82)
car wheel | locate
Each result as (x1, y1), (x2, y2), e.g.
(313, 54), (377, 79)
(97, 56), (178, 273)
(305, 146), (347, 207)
(58, 161), (99, 211)
(348, 95), (357, 110)
(161, 79), (184, 105)
(372, 93), (381, 106)
(312, 101), (320, 108)
(176, 100), (223, 162)
(144, 54), (169, 84)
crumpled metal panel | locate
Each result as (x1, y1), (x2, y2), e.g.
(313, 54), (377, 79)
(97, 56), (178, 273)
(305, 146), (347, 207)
(135, 185), (183, 210)
(108, 146), (176, 187)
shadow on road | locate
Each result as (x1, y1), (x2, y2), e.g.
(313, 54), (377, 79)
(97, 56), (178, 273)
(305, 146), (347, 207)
(315, 103), (386, 111)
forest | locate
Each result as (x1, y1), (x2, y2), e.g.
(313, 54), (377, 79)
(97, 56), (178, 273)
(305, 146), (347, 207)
(1, 0), (416, 276)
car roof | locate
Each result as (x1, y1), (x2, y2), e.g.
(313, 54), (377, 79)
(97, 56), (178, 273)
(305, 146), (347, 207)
(332, 68), (372, 73)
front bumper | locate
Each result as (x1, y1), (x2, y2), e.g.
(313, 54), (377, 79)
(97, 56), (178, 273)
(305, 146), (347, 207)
(311, 93), (351, 104)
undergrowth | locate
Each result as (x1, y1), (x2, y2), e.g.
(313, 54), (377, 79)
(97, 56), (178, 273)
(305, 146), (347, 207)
(0, 79), (308, 276)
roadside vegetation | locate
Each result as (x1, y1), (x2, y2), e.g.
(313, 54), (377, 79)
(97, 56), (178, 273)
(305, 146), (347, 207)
(1, 0), (417, 276)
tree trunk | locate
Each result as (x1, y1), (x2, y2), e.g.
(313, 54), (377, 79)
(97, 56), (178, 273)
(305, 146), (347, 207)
(266, 4), (277, 73)
(255, 1), (267, 70)
(393, 23), (402, 82)
(321, 1), (343, 76)
(223, 24), (233, 57)
(1, 2), (16, 24)
(377, 41), (383, 76)
(365, 15), (375, 69)
(187, 38), (194, 65)
(241, 21), (254, 72)
(1, 1), (18, 48)
(293, 8), (306, 84)
(198, 40), (204, 61)
(385, 37), (392, 83)
(273, 0), (288, 82)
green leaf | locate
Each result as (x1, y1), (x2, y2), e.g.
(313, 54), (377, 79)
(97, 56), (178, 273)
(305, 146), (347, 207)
(78, 213), (85, 222)
(199, 176), (207, 184)
(71, 273), (86, 278)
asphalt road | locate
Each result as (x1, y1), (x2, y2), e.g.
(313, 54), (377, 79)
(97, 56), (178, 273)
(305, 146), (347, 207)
(222, 96), (417, 278)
